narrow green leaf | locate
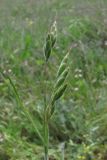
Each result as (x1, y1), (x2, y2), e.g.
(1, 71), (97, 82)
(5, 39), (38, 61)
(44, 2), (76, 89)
(0, 71), (44, 144)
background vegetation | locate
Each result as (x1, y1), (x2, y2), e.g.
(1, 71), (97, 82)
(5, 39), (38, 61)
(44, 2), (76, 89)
(0, 0), (107, 159)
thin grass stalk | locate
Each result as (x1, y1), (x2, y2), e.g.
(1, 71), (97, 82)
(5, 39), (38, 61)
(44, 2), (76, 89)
(0, 71), (44, 144)
(44, 117), (49, 160)
(43, 61), (49, 160)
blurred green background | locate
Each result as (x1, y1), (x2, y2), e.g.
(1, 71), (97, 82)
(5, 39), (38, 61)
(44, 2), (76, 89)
(0, 0), (107, 159)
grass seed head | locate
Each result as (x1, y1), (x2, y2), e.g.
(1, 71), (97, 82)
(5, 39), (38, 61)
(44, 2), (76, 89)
(52, 83), (67, 104)
(44, 21), (57, 61)
(57, 63), (67, 77)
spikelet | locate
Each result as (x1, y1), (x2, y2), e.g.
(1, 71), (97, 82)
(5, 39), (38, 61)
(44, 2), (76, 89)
(55, 67), (69, 89)
(52, 84), (67, 105)
(57, 52), (69, 77)
(44, 21), (57, 61)
(49, 51), (70, 117)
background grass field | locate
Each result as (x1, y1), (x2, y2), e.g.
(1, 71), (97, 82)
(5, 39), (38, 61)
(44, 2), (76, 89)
(0, 0), (107, 159)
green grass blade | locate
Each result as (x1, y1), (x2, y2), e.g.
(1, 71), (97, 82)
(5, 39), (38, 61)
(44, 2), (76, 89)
(0, 71), (44, 144)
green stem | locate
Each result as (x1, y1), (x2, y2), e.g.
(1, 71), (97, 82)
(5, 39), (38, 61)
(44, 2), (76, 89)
(43, 61), (49, 160)
(44, 117), (49, 160)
